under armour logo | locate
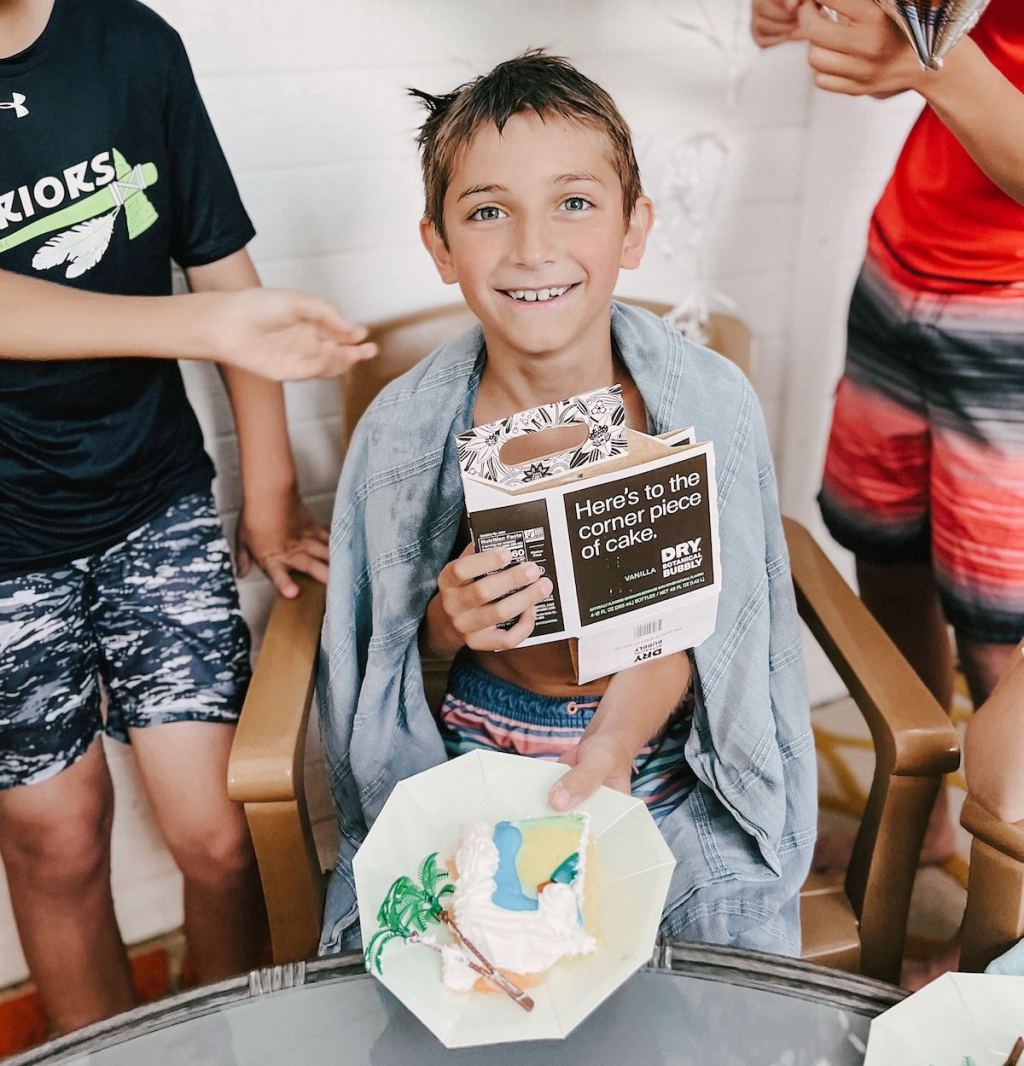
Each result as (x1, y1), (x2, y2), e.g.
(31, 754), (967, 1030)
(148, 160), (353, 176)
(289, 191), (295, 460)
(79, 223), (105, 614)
(0, 93), (29, 119)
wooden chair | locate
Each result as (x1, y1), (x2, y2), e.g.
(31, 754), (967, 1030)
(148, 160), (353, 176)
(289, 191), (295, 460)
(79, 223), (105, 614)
(959, 799), (1024, 972)
(227, 302), (959, 983)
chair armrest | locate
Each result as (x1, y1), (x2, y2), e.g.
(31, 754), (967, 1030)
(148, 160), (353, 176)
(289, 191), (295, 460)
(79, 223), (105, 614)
(228, 575), (326, 963)
(783, 517), (959, 984)
(960, 795), (1024, 972)
(962, 795), (1024, 862)
(783, 518), (958, 778)
(228, 576), (325, 804)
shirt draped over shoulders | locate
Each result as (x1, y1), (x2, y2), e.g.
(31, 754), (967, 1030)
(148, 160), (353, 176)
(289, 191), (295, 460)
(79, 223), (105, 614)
(319, 302), (815, 955)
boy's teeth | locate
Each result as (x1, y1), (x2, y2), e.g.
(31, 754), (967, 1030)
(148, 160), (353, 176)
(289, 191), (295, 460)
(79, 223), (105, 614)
(509, 285), (569, 302)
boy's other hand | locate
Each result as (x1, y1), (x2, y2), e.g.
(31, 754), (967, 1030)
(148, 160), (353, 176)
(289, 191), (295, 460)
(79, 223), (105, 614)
(549, 732), (632, 811)
(210, 288), (377, 381)
(798, 0), (923, 96)
(425, 543), (552, 658)
(236, 489), (330, 597)
(751, 0), (801, 48)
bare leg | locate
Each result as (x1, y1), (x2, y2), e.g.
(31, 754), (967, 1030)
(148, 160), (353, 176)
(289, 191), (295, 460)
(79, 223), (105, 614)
(0, 740), (134, 1032)
(814, 559), (956, 873)
(130, 722), (267, 982)
(857, 558), (957, 864)
(855, 559), (955, 709)
(955, 635), (1017, 709)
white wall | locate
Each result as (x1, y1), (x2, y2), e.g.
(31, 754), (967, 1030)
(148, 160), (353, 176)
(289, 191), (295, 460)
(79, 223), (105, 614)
(0, 0), (923, 987)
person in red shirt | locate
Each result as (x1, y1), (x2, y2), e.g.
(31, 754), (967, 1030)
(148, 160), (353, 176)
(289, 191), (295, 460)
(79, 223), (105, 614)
(753, 0), (1024, 868)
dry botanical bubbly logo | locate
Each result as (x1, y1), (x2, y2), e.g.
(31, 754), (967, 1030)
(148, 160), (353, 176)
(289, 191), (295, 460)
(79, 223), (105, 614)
(0, 149), (159, 277)
(661, 538), (703, 578)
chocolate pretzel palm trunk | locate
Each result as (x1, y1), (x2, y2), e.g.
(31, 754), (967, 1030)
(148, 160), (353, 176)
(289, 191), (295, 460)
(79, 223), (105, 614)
(0, 150), (158, 255)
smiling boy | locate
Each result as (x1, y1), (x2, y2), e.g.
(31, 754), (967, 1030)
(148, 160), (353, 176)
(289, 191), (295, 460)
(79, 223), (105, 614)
(320, 52), (816, 956)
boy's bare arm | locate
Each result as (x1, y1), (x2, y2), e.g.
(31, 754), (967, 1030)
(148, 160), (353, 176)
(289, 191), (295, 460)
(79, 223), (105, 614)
(964, 641), (1024, 823)
(186, 249), (333, 597)
(0, 269), (376, 380)
(798, 0), (1024, 205)
(549, 652), (691, 810)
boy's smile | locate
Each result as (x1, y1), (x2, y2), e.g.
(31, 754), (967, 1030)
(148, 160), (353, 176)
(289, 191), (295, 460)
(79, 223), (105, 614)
(421, 111), (652, 370)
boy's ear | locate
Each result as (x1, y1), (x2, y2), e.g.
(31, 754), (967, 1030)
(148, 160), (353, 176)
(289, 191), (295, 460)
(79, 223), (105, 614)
(619, 195), (654, 271)
(419, 216), (458, 285)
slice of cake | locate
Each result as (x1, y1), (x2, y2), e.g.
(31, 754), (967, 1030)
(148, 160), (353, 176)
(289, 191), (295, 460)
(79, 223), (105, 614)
(442, 812), (597, 992)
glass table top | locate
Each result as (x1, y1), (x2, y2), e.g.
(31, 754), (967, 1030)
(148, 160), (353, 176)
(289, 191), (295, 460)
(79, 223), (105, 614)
(11, 946), (902, 1066)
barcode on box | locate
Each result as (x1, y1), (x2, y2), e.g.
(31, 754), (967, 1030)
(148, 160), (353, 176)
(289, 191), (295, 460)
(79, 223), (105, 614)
(633, 619), (663, 640)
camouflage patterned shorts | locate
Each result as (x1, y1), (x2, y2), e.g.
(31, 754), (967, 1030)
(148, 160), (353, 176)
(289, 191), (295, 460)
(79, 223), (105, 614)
(0, 491), (251, 789)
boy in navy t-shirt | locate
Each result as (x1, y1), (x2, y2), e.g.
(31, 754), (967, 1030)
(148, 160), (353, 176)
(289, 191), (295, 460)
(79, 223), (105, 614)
(0, 0), (346, 1032)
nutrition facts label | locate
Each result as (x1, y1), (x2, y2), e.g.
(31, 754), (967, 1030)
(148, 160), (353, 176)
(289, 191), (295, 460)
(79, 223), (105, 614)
(471, 500), (563, 636)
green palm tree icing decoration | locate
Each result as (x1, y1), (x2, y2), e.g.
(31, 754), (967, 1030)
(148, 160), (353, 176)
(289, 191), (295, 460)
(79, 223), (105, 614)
(364, 853), (454, 975)
(364, 851), (535, 1012)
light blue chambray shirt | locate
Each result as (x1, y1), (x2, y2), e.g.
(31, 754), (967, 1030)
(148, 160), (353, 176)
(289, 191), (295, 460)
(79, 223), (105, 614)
(317, 302), (817, 957)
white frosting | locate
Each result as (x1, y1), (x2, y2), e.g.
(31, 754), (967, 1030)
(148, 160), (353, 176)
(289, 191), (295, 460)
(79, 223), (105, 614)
(440, 944), (479, 991)
(441, 820), (596, 988)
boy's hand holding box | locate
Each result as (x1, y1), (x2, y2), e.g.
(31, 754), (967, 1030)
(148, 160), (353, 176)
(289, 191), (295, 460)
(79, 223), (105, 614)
(457, 385), (721, 684)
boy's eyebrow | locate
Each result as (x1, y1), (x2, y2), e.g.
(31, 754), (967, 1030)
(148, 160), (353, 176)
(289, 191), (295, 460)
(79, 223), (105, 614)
(456, 173), (604, 201)
(457, 183), (508, 201)
(554, 172), (603, 185)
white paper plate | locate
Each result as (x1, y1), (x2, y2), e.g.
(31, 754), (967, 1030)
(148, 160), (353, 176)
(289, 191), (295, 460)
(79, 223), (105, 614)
(865, 972), (1024, 1065)
(353, 749), (675, 1048)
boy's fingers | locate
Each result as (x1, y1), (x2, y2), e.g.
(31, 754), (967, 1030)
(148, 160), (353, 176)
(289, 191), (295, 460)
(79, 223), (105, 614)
(333, 342), (377, 372)
(754, 12), (798, 33)
(467, 605), (537, 652)
(463, 578), (551, 634)
(500, 605), (538, 648)
(285, 550), (330, 586)
(549, 760), (606, 811)
(468, 561), (543, 607)
(808, 45), (872, 78)
(299, 535), (331, 562)
(813, 72), (863, 94)
(816, 0), (877, 21)
(236, 543), (252, 579)
(446, 546), (512, 586)
(264, 557), (300, 599)
(294, 292), (370, 343)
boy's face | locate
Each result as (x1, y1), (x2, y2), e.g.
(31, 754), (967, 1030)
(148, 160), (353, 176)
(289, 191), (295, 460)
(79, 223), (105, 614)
(421, 111), (653, 360)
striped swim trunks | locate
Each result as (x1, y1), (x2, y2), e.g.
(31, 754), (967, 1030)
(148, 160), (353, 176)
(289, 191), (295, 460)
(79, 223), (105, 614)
(439, 655), (696, 823)
(819, 240), (1024, 644)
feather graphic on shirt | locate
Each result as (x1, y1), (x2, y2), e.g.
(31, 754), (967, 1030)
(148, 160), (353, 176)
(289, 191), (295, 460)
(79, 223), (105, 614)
(31, 211), (117, 278)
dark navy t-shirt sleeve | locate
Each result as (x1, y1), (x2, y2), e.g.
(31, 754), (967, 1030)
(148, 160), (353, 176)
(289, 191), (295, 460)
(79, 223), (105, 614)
(163, 30), (255, 269)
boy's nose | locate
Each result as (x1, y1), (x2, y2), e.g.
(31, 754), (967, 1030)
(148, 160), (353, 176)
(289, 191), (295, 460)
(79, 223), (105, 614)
(510, 216), (557, 269)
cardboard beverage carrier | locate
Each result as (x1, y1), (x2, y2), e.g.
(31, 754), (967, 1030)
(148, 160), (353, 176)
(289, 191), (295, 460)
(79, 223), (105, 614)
(456, 385), (721, 684)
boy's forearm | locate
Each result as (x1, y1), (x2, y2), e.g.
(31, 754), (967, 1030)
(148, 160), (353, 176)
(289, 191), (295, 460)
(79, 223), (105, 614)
(0, 270), (221, 362)
(587, 652), (691, 756)
(420, 592), (464, 659)
(186, 252), (298, 499)
(918, 39), (1024, 206)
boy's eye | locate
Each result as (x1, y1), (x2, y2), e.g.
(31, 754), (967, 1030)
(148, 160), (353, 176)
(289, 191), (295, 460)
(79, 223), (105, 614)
(562, 196), (592, 212)
(469, 205), (505, 221)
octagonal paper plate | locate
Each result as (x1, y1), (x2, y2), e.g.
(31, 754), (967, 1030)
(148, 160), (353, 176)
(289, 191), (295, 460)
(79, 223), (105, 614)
(865, 972), (1024, 1065)
(352, 749), (675, 1049)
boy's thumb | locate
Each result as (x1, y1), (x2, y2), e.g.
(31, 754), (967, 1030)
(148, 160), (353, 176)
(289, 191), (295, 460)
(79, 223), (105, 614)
(549, 764), (600, 811)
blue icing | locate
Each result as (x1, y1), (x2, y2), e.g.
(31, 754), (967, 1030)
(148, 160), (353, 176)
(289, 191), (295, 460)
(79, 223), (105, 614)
(491, 821), (539, 912)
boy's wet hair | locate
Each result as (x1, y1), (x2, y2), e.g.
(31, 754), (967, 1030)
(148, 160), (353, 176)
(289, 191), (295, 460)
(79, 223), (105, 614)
(410, 49), (643, 244)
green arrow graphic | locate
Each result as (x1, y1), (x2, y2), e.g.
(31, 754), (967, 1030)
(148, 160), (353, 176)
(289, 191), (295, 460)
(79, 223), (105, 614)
(0, 149), (159, 256)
